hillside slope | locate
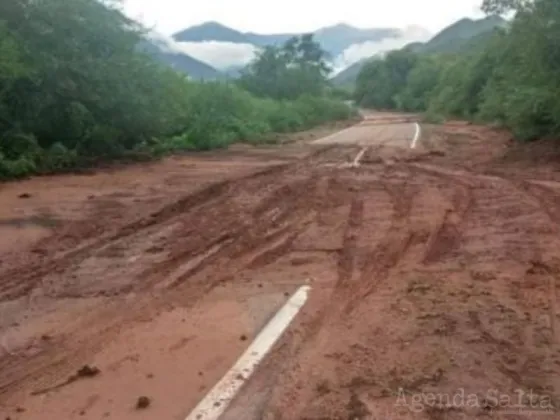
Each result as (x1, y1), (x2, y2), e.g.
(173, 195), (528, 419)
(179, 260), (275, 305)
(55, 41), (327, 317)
(331, 15), (506, 86)
(140, 38), (223, 80)
(174, 21), (255, 44)
(409, 15), (507, 54)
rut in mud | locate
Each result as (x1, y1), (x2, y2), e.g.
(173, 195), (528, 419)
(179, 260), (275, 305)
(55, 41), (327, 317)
(2, 119), (560, 419)
(234, 158), (560, 420)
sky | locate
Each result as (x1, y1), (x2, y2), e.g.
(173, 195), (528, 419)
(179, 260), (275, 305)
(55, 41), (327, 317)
(123, 0), (485, 35)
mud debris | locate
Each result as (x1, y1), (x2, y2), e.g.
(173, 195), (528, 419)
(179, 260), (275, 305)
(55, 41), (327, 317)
(135, 396), (151, 410)
(3, 116), (560, 419)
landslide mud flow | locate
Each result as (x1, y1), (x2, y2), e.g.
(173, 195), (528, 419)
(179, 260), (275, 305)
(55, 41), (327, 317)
(2, 117), (560, 419)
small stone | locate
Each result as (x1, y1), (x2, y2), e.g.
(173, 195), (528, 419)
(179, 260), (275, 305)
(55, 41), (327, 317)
(136, 396), (151, 409)
(77, 365), (100, 378)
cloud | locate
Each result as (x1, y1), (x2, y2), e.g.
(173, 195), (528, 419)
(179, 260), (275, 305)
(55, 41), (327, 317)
(146, 30), (259, 69)
(331, 26), (432, 74)
(146, 25), (432, 74)
(174, 41), (259, 69)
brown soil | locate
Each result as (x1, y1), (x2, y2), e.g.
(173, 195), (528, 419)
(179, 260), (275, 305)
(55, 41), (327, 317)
(2, 118), (560, 419)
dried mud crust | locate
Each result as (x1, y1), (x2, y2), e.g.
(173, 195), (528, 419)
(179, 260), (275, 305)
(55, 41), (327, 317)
(2, 120), (560, 419)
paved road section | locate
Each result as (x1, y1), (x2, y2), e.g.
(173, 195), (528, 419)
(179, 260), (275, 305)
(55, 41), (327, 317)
(313, 113), (418, 148)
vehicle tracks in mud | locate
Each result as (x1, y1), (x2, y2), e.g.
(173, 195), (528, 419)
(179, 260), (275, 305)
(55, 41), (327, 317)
(4, 119), (560, 419)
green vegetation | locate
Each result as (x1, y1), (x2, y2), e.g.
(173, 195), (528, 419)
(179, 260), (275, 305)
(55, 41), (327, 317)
(0, 0), (353, 180)
(354, 0), (560, 141)
(333, 15), (506, 87)
(238, 34), (332, 100)
(408, 15), (506, 54)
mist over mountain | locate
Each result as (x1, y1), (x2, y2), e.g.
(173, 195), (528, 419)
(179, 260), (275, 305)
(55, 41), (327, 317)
(172, 22), (431, 72)
(141, 31), (224, 79)
(331, 15), (507, 86)
(139, 16), (504, 82)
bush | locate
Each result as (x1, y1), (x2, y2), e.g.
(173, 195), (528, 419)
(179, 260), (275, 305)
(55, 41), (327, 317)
(0, 2), (354, 179)
(353, 1), (560, 142)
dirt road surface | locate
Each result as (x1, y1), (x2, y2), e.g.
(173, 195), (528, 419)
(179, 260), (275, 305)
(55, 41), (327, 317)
(2, 114), (560, 419)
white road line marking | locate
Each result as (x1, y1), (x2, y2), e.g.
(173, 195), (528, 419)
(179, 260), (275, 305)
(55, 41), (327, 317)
(185, 285), (311, 420)
(352, 147), (368, 168)
(411, 122), (421, 149)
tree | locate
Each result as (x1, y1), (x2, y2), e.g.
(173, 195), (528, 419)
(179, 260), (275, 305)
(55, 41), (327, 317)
(396, 55), (444, 111)
(0, 0), (353, 178)
(354, 49), (418, 109)
(238, 34), (331, 100)
(481, 0), (532, 14)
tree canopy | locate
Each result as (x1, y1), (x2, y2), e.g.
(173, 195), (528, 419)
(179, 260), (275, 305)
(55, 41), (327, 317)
(0, 1), (353, 179)
(237, 34), (331, 100)
(354, 0), (560, 141)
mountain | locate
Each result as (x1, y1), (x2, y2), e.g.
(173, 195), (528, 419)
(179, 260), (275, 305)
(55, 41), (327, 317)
(174, 21), (254, 44)
(173, 22), (402, 58)
(331, 15), (507, 86)
(407, 15), (507, 54)
(222, 65), (245, 79)
(309, 24), (400, 57)
(140, 36), (223, 80)
(330, 58), (369, 87)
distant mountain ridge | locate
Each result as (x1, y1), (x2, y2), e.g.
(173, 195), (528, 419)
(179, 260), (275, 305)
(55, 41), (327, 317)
(406, 15), (507, 54)
(173, 22), (404, 58)
(140, 16), (505, 83)
(331, 15), (507, 86)
(140, 35), (223, 80)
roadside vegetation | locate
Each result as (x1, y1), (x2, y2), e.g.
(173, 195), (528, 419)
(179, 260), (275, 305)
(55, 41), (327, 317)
(354, 0), (560, 141)
(0, 0), (354, 179)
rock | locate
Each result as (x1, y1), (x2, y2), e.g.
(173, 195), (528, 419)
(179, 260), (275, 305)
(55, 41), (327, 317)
(136, 396), (151, 409)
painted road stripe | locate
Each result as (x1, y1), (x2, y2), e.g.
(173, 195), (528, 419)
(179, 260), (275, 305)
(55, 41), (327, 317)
(352, 147), (368, 167)
(411, 122), (421, 149)
(185, 285), (311, 420)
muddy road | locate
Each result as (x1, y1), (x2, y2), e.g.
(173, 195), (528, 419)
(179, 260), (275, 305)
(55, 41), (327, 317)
(1, 114), (560, 419)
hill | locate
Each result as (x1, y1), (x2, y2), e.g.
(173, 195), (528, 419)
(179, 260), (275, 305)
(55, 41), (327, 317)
(408, 15), (507, 54)
(140, 37), (223, 80)
(173, 22), (402, 58)
(331, 15), (506, 86)
(330, 58), (369, 87)
(173, 21), (255, 44)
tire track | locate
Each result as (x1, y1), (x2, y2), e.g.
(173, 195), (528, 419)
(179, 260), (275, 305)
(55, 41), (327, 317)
(0, 163), (292, 302)
(0, 164), (328, 400)
(422, 180), (473, 264)
(348, 172), (417, 309)
(518, 180), (560, 227)
(336, 197), (364, 288)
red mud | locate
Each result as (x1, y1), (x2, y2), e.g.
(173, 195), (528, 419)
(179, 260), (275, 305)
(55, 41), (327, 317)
(2, 118), (560, 419)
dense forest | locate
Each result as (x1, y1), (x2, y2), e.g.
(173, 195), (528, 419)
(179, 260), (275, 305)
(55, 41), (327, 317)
(0, 0), (353, 179)
(355, 0), (560, 141)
